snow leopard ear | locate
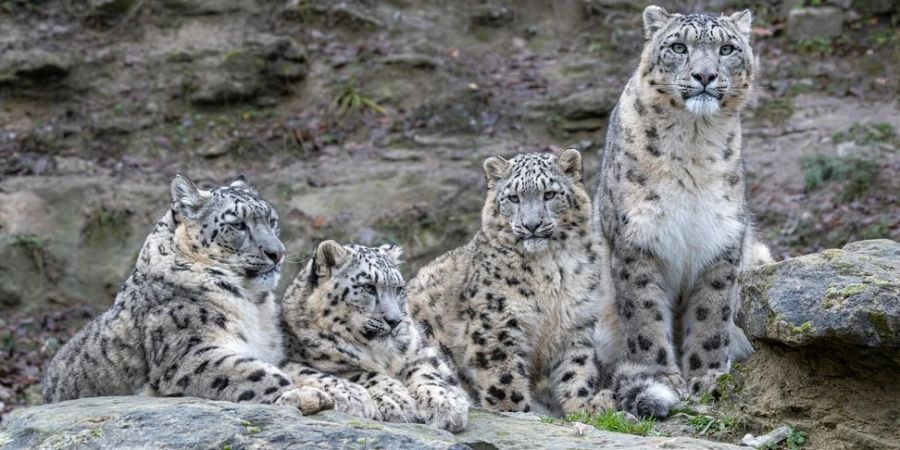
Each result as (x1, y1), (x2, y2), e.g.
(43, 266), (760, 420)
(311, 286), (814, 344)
(483, 156), (510, 184)
(229, 174), (257, 193)
(314, 240), (349, 277)
(643, 5), (673, 40)
(557, 148), (583, 182)
(379, 244), (404, 265)
(171, 174), (206, 218)
(727, 9), (752, 37)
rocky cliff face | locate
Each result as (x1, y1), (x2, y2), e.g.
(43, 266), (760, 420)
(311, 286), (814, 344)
(0, 0), (898, 448)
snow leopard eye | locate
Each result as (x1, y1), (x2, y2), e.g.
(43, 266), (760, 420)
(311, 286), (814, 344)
(671, 43), (687, 54)
(719, 44), (735, 56)
(507, 194), (520, 203)
(362, 284), (377, 296)
(228, 221), (247, 232)
(543, 191), (557, 201)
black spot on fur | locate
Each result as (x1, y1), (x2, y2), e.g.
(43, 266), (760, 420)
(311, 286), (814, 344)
(211, 376), (229, 391)
(637, 335), (652, 351)
(702, 335), (722, 351)
(237, 390), (256, 401)
(689, 353), (702, 371)
(634, 274), (651, 288)
(656, 348), (667, 365)
(487, 386), (506, 401)
(248, 369), (266, 382)
(695, 307), (709, 321)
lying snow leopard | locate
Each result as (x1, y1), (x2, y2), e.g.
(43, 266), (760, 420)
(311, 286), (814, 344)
(408, 149), (616, 415)
(280, 241), (470, 432)
(593, 5), (772, 418)
(43, 175), (333, 415)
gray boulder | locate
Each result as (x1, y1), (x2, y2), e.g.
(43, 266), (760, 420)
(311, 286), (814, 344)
(739, 239), (899, 350)
(787, 7), (845, 41)
(0, 396), (741, 449)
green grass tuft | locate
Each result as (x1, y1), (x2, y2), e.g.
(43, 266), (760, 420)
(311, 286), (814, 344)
(689, 415), (737, 438)
(564, 410), (656, 436)
(11, 234), (46, 272)
(333, 80), (386, 117)
(800, 154), (879, 201)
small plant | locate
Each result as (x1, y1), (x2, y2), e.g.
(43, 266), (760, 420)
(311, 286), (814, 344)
(759, 97), (795, 125)
(869, 28), (897, 47)
(689, 415), (737, 438)
(565, 410), (656, 436)
(332, 80), (386, 117)
(795, 38), (832, 55)
(81, 205), (131, 241)
(833, 122), (896, 145)
(539, 416), (556, 424)
(2, 330), (15, 350)
(698, 391), (715, 405)
(786, 428), (808, 449)
(861, 222), (890, 240)
(12, 234), (45, 272)
(800, 154), (879, 200)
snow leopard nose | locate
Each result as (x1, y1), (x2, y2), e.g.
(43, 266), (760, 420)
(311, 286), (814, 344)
(264, 250), (284, 264)
(692, 72), (717, 87)
(524, 220), (543, 234)
(384, 316), (401, 330)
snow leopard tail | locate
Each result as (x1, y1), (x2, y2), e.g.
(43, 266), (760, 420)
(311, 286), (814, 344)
(728, 234), (774, 363)
(611, 362), (680, 419)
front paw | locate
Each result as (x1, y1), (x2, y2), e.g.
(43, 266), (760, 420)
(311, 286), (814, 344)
(661, 373), (687, 398)
(330, 380), (382, 420)
(275, 386), (335, 415)
(688, 371), (725, 400)
(562, 389), (615, 415)
(371, 387), (419, 423)
(417, 387), (470, 432)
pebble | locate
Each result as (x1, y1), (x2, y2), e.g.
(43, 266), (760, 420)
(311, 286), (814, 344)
(741, 426), (791, 448)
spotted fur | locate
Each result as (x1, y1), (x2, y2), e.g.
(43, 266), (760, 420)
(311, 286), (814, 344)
(42, 175), (333, 415)
(281, 241), (470, 432)
(593, 5), (772, 419)
(409, 150), (616, 416)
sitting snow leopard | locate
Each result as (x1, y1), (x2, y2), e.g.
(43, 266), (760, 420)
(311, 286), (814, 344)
(280, 241), (470, 432)
(408, 149), (616, 415)
(43, 175), (334, 415)
(593, 5), (772, 418)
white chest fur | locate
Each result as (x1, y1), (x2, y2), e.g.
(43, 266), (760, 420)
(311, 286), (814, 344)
(623, 117), (745, 293)
(522, 246), (600, 360)
(225, 293), (285, 365)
